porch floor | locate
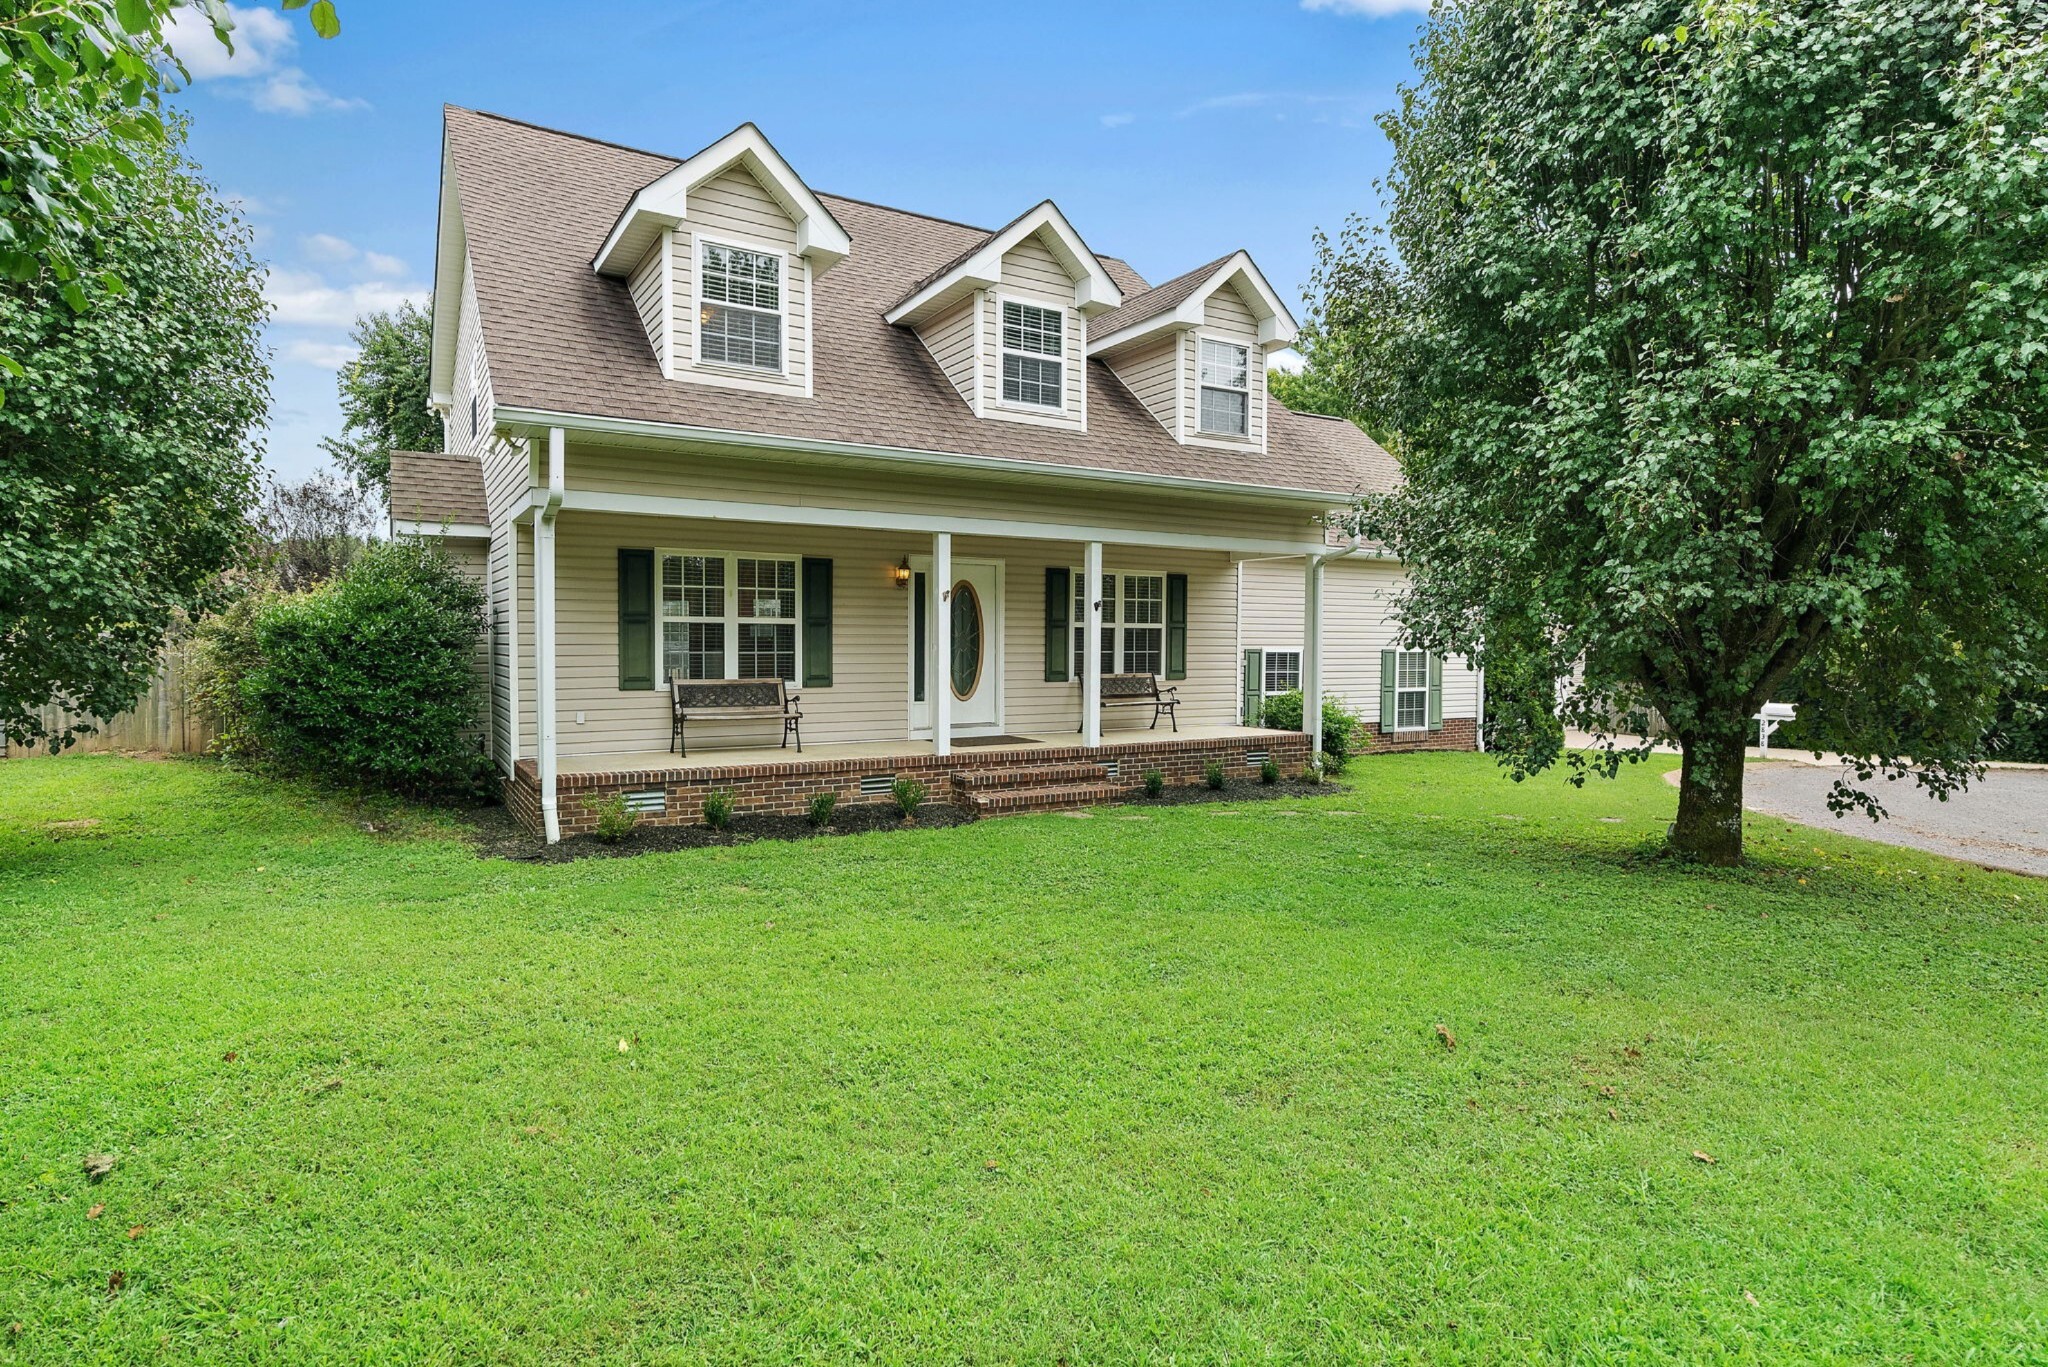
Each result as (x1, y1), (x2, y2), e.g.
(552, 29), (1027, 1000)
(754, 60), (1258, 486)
(555, 723), (1286, 777)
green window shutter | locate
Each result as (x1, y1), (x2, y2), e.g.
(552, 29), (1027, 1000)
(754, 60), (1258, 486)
(617, 548), (654, 690)
(802, 557), (833, 688)
(1165, 573), (1188, 680)
(1428, 652), (1445, 730)
(1243, 648), (1264, 725)
(1044, 566), (1070, 681)
(1380, 648), (1397, 729)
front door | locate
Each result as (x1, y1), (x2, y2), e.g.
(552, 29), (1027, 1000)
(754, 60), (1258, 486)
(910, 558), (1003, 735)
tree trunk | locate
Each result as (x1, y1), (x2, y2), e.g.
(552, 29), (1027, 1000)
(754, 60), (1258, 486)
(1670, 726), (1748, 865)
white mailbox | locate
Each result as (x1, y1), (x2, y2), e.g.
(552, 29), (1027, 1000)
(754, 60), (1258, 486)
(1756, 701), (1797, 754)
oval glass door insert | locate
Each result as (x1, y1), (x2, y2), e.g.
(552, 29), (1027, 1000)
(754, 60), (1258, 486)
(950, 581), (982, 700)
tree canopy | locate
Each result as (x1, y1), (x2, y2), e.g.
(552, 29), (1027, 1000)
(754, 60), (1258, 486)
(1302, 0), (2048, 863)
(0, 118), (269, 749)
(321, 299), (441, 495)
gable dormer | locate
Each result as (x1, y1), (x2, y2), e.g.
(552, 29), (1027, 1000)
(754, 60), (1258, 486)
(594, 123), (850, 398)
(1088, 251), (1297, 454)
(887, 201), (1122, 432)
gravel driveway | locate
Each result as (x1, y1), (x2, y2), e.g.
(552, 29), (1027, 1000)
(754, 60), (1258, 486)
(1736, 762), (2048, 877)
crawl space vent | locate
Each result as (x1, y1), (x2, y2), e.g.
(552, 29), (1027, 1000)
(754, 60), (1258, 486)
(1244, 750), (1270, 765)
(859, 773), (896, 797)
(623, 788), (667, 815)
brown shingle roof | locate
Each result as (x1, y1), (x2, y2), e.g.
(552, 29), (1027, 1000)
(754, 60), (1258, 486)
(388, 451), (486, 526)
(1087, 254), (1236, 341)
(443, 107), (1394, 500)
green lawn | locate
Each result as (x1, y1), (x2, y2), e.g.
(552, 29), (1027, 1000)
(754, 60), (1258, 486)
(1, 755), (2043, 1364)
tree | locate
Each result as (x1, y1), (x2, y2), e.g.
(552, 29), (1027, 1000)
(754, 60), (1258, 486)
(0, 118), (269, 750)
(1307, 0), (2048, 864)
(321, 300), (441, 495)
(253, 468), (378, 591)
(0, 0), (339, 396)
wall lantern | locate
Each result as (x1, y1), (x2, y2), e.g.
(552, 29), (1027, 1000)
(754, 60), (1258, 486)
(893, 557), (912, 589)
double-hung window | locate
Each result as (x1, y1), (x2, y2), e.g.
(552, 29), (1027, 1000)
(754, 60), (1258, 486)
(1198, 338), (1250, 436)
(1070, 571), (1164, 677)
(658, 550), (800, 682)
(1393, 648), (1430, 730)
(699, 242), (783, 371)
(1002, 300), (1064, 408)
(1263, 650), (1303, 698)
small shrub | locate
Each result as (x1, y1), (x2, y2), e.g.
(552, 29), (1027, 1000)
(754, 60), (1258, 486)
(807, 791), (838, 828)
(702, 789), (735, 829)
(1259, 758), (1280, 785)
(1299, 757), (1326, 784)
(1320, 749), (1348, 778)
(1204, 760), (1227, 790)
(1142, 768), (1165, 797)
(892, 777), (928, 820)
(1259, 690), (1365, 765)
(584, 792), (637, 844)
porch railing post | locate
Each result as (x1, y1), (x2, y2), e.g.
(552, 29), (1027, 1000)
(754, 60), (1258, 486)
(932, 530), (952, 757)
(1302, 554), (1325, 758)
(1083, 540), (1103, 747)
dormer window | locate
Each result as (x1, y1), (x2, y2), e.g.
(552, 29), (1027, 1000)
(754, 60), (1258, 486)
(1001, 300), (1064, 408)
(700, 242), (783, 371)
(1198, 338), (1250, 436)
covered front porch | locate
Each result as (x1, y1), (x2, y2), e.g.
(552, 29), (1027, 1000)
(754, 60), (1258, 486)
(507, 426), (1340, 840)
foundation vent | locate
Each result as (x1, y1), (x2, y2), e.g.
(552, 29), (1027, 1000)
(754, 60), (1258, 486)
(1244, 750), (1270, 765)
(1100, 760), (1119, 779)
(859, 773), (897, 797)
(623, 788), (667, 815)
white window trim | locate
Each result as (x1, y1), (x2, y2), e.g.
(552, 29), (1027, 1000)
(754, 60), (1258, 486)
(994, 291), (1069, 415)
(1259, 646), (1304, 701)
(654, 547), (803, 685)
(1069, 567), (1167, 680)
(1195, 332), (1251, 438)
(1393, 647), (1431, 732)
(693, 234), (790, 379)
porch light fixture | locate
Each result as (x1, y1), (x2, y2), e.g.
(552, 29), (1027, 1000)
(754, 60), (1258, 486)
(893, 557), (912, 589)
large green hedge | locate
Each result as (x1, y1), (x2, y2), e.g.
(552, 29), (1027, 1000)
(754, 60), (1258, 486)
(234, 540), (488, 797)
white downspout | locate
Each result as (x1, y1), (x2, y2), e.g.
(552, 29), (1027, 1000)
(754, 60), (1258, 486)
(535, 426), (565, 843)
(1301, 544), (1358, 761)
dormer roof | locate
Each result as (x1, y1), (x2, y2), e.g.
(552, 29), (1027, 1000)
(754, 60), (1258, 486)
(884, 199), (1123, 328)
(1087, 250), (1298, 355)
(591, 121), (851, 278)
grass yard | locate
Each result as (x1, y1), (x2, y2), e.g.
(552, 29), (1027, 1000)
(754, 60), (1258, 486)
(1, 754), (2044, 1364)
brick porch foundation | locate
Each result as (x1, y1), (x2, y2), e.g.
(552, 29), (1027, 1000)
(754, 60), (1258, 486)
(1360, 717), (1479, 754)
(507, 730), (1313, 838)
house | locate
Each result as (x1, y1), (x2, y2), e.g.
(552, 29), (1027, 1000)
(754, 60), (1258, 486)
(390, 108), (1480, 841)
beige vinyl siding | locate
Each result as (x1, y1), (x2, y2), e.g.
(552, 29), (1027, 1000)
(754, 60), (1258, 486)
(669, 164), (809, 395)
(626, 238), (667, 371)
(488, 523), (519, 770)
(509, 511), (1245, 759)
(1237, 557), (1480, 726)
(562, 439), (1321, 546)
(456, 258), (534, 528)
(1188, 284), (1267, 451)
(918, 294), (979, 409)
(1107, 335), (1180, 438)
(983, 235), (1085, 430)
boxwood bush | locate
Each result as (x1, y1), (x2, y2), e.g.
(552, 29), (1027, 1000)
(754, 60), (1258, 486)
(1260, 689), (1365, 765)
(240, 540), (488, 797)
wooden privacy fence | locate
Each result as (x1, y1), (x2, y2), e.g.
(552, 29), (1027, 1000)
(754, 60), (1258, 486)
(3, 648), (216, 757)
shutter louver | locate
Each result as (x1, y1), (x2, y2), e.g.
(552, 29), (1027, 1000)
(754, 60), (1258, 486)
(1044, 567), (1070, 681)
(618, 549), (654, 690)
(802, 558), (833, 687)
(1243, 648), (1264, 726)
(1428, 652), (1444, 730)
(1165, 573), (1188, 680)
(1380, 648), (1397, 731)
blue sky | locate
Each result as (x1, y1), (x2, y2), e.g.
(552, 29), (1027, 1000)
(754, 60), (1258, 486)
(166, 0), (1428, 483)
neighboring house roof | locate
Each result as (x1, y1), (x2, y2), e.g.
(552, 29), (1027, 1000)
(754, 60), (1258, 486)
(388, 450), (487, 527)
(441, 106), (1396, 500)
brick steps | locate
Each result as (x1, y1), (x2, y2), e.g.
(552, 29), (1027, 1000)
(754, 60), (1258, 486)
(963, 780), (1130, 817)
(954, 762), (1114, 793)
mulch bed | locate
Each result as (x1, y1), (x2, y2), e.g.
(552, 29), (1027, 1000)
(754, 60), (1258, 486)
(462, 777), (1346, 863)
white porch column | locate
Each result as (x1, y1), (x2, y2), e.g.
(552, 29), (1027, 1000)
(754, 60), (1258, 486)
(1082, 540), (1104, 747)
(534, 427), (566, 842)
(932, 531), (953, 757)
(1302, 555), (1326, 757)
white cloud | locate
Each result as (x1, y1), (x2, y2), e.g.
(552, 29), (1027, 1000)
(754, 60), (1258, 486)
(1301, 0), (1430, 15)
(164, 3), (363, 115)
(283, 339), (362, 369)
(360, 251), (407, 279)
(300, 232), (358, 263)
(265, 267), (425, 328)
(1268, 348), (1307, 375)
(1100, 112), (1136, 129)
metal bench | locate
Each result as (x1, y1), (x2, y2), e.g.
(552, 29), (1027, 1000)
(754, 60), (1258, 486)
(669, 677), (802, 756)
(1082, 672), (1179, 733)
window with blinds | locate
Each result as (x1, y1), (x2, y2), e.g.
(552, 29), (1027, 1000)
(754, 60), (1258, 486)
(1069, 571), (1164, 676)
(1001, 300), (1063, 408)
(1198, 338), (1250, 436)
(699, 242), (783, 371)
(658, 551), (800, 683)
